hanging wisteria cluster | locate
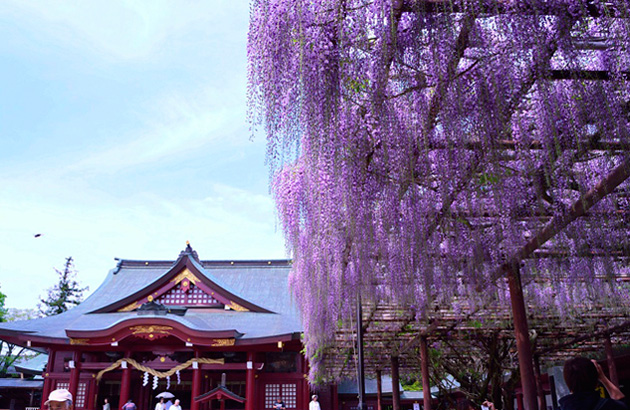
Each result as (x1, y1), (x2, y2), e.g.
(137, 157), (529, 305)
(248, 0), (630, 381)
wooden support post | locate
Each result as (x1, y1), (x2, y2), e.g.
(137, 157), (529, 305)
(192, 351), (202, 410)
(533, 356), (546, 410)
(506, 264), (537, 410)
(119, 357), (132, 407)
(391, 356), (401, 410)
(517, 394), (524, 410)
(376, 370), (383, 410)
(69, 351), (81, 405)
(246, 352), (256, 410)
(420, 337), (431, 410)
(604, 335), (619, 386)
(332, 383), (339, 410)
(357, 296), (366, 410)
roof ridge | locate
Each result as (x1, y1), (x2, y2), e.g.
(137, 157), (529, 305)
(117, 259), (292, 268)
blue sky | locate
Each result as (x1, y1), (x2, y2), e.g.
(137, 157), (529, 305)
(0, 1), (287, 309)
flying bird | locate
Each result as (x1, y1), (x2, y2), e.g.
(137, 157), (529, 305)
(34, 233), (42, 238)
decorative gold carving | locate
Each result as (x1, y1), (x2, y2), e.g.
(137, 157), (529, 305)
(129, 325), (173, 335)
(70, 338), (89, 345)
(119, 301), (140, 312)
(170, 268), (199, 285)
(147, 295), (154, 302)
(227, 302), (249, 312)
(211, 339), (235, 347)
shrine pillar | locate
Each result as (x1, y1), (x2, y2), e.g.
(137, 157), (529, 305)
(86, 377), (97, 410)
(245, 352), (256, 410)
(302, 355), (309, 410)
(41, 349), (57, 409)
(69, 351), (82, 403)
(119, 354), (132, 406)
(192, 352), (202, 410)
(533, 356), (547, 410)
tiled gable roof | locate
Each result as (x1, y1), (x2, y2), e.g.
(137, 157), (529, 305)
(0, 246), (301, 344)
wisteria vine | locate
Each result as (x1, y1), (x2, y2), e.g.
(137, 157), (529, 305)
(248, 0), (630, 381)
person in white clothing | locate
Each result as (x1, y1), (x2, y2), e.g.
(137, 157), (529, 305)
(309, 395), (321, 410)
(170, 399), (182, 410)
(155, 398), (166, 410)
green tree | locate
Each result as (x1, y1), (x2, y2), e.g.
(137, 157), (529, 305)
(0, 286), (31, 377)
(0, 287), (7, 322)
(39, 257), (88, 316)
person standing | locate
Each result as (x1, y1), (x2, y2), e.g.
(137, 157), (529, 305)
(309, 395), (321, 410)
(170, 399), (182, 410)
(121, 399), (137, 410)
(103, 398), (111, 410)
(273, 398), (286, 410)
(44, 389), (73, 410)
(155, 398), (166, 410)
(559, 357), (627, 410)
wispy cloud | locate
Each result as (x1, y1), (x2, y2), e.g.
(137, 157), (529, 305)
(0, 182), (285, 309)
(0, 1), (248, 62)
(0, 1), (282, 312)
(66, 87), (247, 175)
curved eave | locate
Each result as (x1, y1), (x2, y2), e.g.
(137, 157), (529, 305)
(194, 386), (246, 403)
(233, 332), (302, 346)
(66, 317), (242, 347)
(0, 331), (68, 350)
(91, 255), (274, 314)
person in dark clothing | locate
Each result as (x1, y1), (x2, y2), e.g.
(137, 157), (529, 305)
(121, 400), (137, 410)
(273, 398), (286, 410)
(559, 357), (627, 410)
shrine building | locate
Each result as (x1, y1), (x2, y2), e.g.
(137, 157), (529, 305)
(0, 245), (312, 410)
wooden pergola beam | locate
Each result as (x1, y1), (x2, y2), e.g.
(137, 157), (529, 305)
(400, 0), (627, 17)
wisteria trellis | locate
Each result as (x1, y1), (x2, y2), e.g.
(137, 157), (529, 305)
(248, 0), (630, 388)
